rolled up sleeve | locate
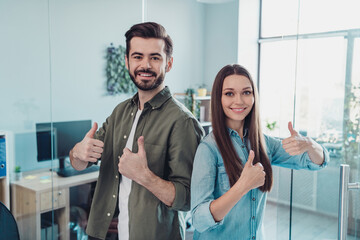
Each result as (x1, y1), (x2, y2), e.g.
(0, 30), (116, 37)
(168, 118), (204, 211)
(191, 142), (223, 232)
(267, 135), (330, 170)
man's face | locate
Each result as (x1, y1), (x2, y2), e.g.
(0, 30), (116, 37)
(126, 37), (173, 91)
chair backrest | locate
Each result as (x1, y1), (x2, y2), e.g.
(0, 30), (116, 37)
(0, 201), (20, 240)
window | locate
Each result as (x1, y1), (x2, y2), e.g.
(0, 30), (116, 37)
(259, 0), (360, 239)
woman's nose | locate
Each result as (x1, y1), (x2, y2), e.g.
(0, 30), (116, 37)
(234, 94), (243, 104)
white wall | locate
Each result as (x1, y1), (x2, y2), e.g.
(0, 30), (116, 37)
(0, 0), (206, 171)
(147, 0), (205, 92)
(203, 0), (239, 90)
(238, 0), (260, 82)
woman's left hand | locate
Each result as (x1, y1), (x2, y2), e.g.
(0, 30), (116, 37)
(281, 122), (311, 156)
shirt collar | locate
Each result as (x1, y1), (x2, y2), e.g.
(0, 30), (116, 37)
(131, 86), (172, 109)
(228, 127), (248, 138)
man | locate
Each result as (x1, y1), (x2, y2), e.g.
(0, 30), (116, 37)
(69, 22), (204, 240)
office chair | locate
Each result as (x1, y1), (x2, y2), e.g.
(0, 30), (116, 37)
(0, 201), (20, 240)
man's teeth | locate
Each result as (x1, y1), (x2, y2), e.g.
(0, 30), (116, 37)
(140, 73), (152, 77)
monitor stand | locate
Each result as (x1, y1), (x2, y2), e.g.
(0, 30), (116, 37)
(56, 157), (100, 177)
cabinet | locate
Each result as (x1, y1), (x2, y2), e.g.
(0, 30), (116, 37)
(0, 131), (11, 208)
(11, 170), (98, 240)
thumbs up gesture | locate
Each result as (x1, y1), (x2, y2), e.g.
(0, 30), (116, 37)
(237, 150), (266, 192)
(72, 122), (104, 163)
(118, 136), (149, 182)
(281, 121), (310, 156)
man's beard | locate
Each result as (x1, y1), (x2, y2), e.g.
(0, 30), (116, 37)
(129, 69), (165, 91)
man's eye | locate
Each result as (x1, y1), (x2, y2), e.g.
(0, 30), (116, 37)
(133, 56), (142, 59)
(152, 57), (160, 60)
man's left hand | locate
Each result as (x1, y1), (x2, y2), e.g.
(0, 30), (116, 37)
(118, 136), (149, 182)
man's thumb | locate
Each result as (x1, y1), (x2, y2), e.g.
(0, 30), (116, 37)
(246, 150), (255, 167)
(85, 122), (98, 138)
(137, 136), (146, 155)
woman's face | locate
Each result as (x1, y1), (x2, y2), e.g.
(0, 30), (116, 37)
(221, 74), (254, 131)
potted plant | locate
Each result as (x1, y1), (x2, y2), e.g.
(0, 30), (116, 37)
(14, 166), (22, 181)
(184, 88), (200, 120)
(197, 84), (207, 97)
(343, 83), (360, 236)
(106, 43), (136, 95)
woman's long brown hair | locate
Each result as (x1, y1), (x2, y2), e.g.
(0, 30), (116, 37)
(211, 64), (273, 192)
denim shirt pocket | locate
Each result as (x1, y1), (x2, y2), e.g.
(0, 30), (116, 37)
(218, 166), (230, 192)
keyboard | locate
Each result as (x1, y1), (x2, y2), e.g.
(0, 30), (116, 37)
(56, 165), (100, 177)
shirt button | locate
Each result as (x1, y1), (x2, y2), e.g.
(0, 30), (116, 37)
(252, 216), (255, 220)
(115, 175), (118, 179)
(131, 112), (134, 116)
(123, 135), (127, 139)
(241, 145), (245, 148)
(252, 237), (255, 239)
(107, 213), (111, 217)
(252, 198), (256, 201)
(152, 107), (155, 110)
(113, 195), (116, 198)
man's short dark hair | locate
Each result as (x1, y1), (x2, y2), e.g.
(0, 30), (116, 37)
(125, 22), (173, 59)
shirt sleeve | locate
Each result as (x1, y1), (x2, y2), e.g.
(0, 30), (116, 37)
(191, 142), (224, 233)
(265, 135), (330, 170)
(167, 117), (204, 211)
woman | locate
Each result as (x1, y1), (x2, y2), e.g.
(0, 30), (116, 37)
(190, 64), (329, 240)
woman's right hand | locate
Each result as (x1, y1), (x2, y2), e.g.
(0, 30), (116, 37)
(236, 150), (266, 192)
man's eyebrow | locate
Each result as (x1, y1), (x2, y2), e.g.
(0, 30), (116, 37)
(130, 52), (143, 56)
(150, 53), (162, 57)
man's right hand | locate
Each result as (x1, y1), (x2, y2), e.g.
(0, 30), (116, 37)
(70, 122), (104, 169)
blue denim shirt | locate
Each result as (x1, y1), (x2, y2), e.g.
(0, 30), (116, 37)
(191, 129), (329, 240)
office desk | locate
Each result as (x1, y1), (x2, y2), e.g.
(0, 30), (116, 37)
(11, 170), (99, 240)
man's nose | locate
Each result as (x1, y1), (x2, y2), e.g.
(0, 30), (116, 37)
(140, 58), (151, 69)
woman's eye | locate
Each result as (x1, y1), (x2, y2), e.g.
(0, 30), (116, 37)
(243, 91), (252, 95)
(225, 92), (233, 96)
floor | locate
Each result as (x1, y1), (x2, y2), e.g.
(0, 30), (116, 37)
(185, 202), (359, 240)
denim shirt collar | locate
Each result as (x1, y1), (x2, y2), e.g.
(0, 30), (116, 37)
(131, 86), (172, 110)
(227, 127), (248, 139)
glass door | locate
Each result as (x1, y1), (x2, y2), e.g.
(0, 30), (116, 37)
(259, 0), (360, 239)
(343, 37), (360, 240)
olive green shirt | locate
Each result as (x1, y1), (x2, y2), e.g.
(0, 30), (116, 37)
(86, 87), (204, 239)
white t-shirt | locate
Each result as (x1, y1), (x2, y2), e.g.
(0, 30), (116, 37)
(118, 109), (142, 240)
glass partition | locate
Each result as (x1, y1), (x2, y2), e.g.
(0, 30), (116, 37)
(1, 0), (143, 239)
(260, 0), (360, 239)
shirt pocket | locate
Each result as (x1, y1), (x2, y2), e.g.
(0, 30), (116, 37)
(218, 166), (230, 191)
(144, 143), (166, 177)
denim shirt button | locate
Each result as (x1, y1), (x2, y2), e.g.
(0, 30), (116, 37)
(252, 236), (255, 239)
(252, 197), (256, 201)
(252, 216), (255, 219)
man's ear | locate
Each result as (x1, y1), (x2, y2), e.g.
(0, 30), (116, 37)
(166, 57), (173, 72)
(125, 55), (129, 70)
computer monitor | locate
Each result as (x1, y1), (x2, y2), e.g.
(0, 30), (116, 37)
(36, 120), (91, 173)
